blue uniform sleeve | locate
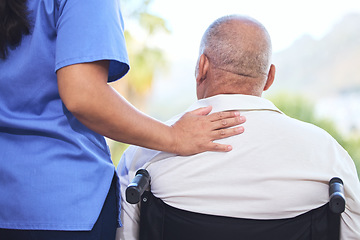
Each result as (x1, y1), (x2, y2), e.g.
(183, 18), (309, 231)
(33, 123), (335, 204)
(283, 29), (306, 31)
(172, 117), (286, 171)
(55, 0), (129, 82)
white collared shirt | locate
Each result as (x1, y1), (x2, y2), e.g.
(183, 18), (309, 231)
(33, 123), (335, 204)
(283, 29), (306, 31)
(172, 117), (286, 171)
(117, 94), (360, 240)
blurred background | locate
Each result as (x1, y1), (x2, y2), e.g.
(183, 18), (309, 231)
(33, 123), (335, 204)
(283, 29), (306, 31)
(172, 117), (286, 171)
(110, 0), (360, 178)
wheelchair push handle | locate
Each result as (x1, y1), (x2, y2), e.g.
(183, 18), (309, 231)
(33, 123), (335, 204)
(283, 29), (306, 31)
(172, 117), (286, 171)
(126, 169), (151, 204)
(329, 177), (345, 214)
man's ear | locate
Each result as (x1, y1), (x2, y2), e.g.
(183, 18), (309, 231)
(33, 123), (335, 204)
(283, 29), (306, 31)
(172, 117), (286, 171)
(196, 54), (210, 86)
(264, 64), (275, 91)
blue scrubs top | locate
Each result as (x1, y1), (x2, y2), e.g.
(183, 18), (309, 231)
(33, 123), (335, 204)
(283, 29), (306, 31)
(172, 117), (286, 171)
(0, 0), (129, 230)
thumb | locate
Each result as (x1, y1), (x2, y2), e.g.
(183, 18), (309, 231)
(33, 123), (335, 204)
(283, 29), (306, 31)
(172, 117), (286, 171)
(189, 106), (212, 116)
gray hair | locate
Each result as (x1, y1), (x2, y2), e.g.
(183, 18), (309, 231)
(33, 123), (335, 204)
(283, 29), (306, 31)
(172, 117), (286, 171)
(199, 15), (272, 78)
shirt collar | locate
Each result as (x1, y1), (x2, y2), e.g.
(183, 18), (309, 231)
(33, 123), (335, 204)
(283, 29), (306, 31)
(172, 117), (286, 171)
(186, 94), (283, 114)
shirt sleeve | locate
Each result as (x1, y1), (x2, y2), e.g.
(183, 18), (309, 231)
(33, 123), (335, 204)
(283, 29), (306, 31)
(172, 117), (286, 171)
(117, 148), (141, 240)
(338, 154), (360, 239)
(55, 0), (129, 82)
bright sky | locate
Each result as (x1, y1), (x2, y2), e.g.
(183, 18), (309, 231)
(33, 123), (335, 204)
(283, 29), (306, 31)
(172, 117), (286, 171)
(148, 0), (360, 56)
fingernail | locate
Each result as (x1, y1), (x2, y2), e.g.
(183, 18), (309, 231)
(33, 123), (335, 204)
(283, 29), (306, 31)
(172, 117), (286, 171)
(234, 111), (240, 116)
(227, 145), (233, 151)
(237, 126), (244, 132)
(239, 116), (246, 122)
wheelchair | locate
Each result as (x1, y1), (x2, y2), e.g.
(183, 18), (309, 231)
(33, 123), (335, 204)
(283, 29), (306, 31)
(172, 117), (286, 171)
(126, 169), (345, 240)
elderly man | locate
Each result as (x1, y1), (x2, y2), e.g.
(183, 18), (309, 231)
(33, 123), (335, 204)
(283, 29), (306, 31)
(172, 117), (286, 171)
(117, 15), (360, 239)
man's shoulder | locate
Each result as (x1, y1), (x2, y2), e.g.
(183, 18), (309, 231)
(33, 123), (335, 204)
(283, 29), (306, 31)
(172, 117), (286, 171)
(272, 113), (347, 155)
(283, 114), (335, 139)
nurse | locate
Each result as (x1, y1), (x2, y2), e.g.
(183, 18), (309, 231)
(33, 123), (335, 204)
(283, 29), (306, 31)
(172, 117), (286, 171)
(0, 0), (245, 239)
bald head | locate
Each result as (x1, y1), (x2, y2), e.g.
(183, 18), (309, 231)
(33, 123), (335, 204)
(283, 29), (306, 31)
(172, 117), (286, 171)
(195, 15), (275, 99)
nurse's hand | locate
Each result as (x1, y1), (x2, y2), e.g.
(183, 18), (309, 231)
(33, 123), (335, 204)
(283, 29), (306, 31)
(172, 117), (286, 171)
(171, 106), (245, 155)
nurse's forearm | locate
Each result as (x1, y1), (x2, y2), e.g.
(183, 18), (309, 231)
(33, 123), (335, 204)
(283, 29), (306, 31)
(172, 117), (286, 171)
(70, 84), (177, 152)
(57, 61), (245, 155)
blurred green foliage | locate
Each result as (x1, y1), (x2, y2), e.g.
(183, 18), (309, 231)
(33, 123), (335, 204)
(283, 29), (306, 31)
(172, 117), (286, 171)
(110, 0), (169, 166)
(118, 0), (170, 97)
(110, 142), (129, 167)
(270, 92), (360, 178)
